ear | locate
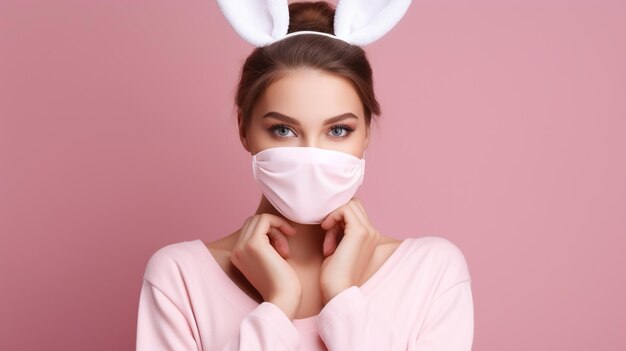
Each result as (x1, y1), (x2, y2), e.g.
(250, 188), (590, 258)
(216, 0), (290, 47)
(364, 124), (370, 150)
(237, 113), (250, 152)
(334, 0), (412, 46)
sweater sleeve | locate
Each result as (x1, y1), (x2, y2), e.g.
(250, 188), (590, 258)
(414, 279), (474, 350)
(317, 237), (474, 351)
(136, 279), (302, 351)
(136, 280), (200, 350)
(317, 286), (399, 350)
(221, 302), (301, 350)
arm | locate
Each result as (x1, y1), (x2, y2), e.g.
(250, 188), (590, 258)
(317, 279), (474, 351)
(137, 214), (304, 350)
(317, 286), (399, 350)
(414, 279), (474, 350)
(222, 301), (301, 350)
(136, 280), (199, 350)
(136, 279), (301, 351)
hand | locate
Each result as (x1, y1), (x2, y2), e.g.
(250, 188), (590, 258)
(319, 198), (380, 304)
(230, 213), (302, 319)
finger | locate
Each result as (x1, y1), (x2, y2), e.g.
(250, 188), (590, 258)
(347, 200), (370, 230)
(331, 205), (369, 261)
(239, 215), (258, 243)
(254, 214), (296, 258)
(320, 206), (344, 256)
(323, 226), (341, 257)
(342, 204), (378, 266)
(341, 204), (365, 233)
(350, 198), (371, 224)
(263, 213), (297, 237)
(267, 227), (291, 258)
(348, 200), (379, 247)
(322, 205), (361, 259)
(337, 231), (345, 245)
(232, 216), (258, 267)
(321, 205), (347, 230)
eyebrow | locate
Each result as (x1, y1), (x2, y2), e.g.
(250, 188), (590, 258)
(261, 111), (358, 126)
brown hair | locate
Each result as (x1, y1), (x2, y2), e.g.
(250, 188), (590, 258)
(235, 1), (381, 134)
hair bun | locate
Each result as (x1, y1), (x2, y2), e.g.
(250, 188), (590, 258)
(288, 1), (335, 34)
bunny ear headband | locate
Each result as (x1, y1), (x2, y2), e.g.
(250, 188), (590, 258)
(216, 0), (412, 47)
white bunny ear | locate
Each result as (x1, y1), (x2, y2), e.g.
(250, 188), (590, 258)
(216, 0), (290, 47)
(334, 0), (412, 46)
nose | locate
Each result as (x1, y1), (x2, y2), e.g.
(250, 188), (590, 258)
(294, 131), (332, 150)
(302, 142), (318, 148)
(299, 135), (319, 148)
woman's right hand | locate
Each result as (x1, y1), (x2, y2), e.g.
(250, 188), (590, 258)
(230, 213), (302, 319)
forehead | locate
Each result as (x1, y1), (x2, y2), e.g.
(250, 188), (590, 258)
(253, 68), (364, 122)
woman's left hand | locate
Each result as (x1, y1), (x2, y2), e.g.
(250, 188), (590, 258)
(319, 198), (381, 304)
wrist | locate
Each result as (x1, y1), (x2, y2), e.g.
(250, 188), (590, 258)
(321, 284), (348, 304)
(267, 292), (302, 319)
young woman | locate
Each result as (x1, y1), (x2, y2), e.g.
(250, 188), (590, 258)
(136, 2), (473, 350)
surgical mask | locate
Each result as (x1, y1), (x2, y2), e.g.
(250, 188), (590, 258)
(251, 146), (366, 224)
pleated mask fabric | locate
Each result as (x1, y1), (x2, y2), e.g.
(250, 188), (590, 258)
(252, 147), (365, 224)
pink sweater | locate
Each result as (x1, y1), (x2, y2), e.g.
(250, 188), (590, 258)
(136, 236), (474, 350)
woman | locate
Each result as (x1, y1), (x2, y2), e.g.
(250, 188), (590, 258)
(136, 2), (473, 350)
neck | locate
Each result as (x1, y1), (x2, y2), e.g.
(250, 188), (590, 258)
(253, 196), (326, 264)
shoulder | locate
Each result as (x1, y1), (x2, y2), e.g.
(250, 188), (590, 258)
(142, 240), (200, 288)
(408, 236), (469, 266)
(403, 235), (472, 290)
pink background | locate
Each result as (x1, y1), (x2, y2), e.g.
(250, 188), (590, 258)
(1, 0), (625, 349)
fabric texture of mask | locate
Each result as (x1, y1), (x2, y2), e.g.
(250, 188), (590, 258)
(252, 146), (365, 224)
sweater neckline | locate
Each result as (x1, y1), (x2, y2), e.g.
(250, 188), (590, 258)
(189, 237), (413, 332)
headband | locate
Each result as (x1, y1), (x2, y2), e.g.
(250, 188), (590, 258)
(216, 0), (412, 47)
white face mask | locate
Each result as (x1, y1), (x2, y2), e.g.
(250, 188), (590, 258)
(252, 146), (366, 224)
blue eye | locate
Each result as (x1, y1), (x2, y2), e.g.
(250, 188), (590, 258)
(269, 123), (355, 138)
(270, 124), (296, 137)
(328, 124), (354, 138)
